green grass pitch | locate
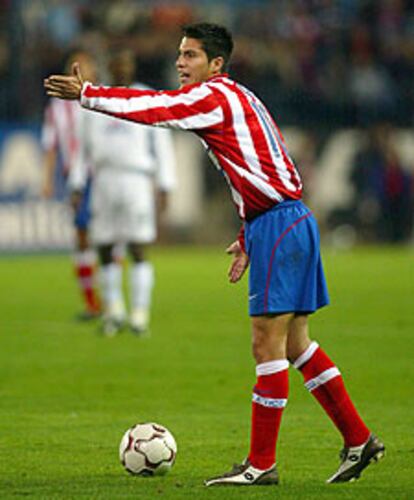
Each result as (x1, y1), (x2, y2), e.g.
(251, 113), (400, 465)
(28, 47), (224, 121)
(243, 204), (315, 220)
(0, 246), (413, 499)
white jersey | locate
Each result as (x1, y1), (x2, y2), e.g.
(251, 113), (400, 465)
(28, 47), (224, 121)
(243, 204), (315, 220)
(69, 83), (176, 192)
(69, 82), (176, 245)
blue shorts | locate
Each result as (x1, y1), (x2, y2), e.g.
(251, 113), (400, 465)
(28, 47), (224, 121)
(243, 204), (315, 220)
(73, 177), (92, 230)
(245, 200), (329, 316)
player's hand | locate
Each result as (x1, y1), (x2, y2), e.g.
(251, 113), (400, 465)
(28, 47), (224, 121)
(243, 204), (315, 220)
(44, 62), (84, 100)
(226, 240), (249, 283)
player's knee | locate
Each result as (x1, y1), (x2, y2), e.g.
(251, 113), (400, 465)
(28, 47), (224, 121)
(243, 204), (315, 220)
(252, 337), (268, 364)
(287, 314), (311, 362)
(251, 333), (284, 364)
(252, 338), (287, 364)
(251, 315), (290, 363)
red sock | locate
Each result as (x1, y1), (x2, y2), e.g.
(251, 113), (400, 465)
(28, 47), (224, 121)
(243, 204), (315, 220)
(74, 252), (100, 312)
(248, 360), (289, 470)
(294, 342), (370, 447)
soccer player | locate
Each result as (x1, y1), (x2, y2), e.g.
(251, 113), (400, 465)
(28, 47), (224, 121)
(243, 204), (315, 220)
(45, 23), (385, 485)
(42, 48), (100, 319)
(69, 48), (176, 336)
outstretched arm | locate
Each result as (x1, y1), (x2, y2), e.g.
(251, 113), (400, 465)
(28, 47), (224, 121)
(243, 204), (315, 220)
(45, 64), (224, 131)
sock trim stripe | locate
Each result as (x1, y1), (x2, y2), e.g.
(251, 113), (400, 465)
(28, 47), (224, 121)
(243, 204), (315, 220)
(252, 393), (288, 408)
(293, 341), (319, 369)
(256, 359), (289, 376)
(304, 367), (340, 392)
(74, 250), (96, 266)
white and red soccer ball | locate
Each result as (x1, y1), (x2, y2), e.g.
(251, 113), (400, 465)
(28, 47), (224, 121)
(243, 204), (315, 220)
(119, 423), (177, 476)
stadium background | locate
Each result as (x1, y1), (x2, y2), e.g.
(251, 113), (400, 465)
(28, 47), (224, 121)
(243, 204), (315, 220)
(1, 0), (413, 250)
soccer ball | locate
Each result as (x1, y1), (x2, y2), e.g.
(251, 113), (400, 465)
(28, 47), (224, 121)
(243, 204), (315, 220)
(119, 422), (177, 476)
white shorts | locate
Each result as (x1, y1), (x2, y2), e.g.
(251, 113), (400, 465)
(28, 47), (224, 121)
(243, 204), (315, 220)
(91, 169), (156, 245)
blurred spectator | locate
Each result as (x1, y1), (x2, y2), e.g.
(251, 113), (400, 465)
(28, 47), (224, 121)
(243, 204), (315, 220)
(1, 1), (414, 128)
(349, 122), (413, 242)
(348, 51), (397, 123)
(45, 0), (82, 47)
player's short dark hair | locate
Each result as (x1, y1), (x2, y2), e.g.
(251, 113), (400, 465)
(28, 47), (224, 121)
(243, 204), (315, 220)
(182, 23), (233, 70)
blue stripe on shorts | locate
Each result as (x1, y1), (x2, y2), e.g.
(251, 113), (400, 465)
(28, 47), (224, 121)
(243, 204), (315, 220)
(245, 200), (329, 316)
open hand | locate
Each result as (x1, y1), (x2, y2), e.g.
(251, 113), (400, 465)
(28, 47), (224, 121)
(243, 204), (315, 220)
(226, 240), (249, 283)
(44, 62), (84, 100)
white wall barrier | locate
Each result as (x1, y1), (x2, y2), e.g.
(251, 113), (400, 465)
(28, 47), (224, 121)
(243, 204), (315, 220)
(0, 126), (205, 251)
(0, 125), (412, 250)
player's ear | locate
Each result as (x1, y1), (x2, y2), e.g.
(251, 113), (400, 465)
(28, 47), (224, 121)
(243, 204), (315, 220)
(210, 56), (225, 74)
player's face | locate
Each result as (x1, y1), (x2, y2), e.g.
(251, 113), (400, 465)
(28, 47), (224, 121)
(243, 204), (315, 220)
(176, 37), (223, 87)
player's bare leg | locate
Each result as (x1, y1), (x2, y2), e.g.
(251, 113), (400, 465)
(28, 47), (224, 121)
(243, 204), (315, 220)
(206, 313), (292, 486)
(288, 314), (385, 482)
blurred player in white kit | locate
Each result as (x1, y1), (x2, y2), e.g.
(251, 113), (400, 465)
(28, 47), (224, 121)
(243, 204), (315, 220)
(42, 49), (101, 319)
(69, 49), (176, 336)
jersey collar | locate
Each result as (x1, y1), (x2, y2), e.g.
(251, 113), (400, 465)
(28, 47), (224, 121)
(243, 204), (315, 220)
(207, 73), (229, 83)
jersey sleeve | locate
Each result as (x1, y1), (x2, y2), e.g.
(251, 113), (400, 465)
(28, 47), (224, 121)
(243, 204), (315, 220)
(80, 81), (224, 131)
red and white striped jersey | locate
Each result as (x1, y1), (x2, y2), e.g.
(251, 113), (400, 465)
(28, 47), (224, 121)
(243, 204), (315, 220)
(80, 73), (302, 221)
(41, 98), (84, 175)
